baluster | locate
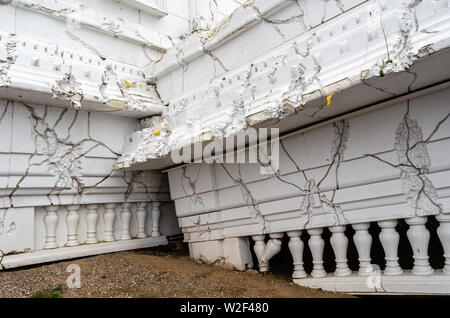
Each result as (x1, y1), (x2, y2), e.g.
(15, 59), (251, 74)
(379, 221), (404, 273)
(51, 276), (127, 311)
(436, 214), (450, 274)
(136, 202), (148, 239)
(86, 204), (99, 244)
(287, 231), (307, 279)
(330, 225), (351, 276)
(307, 228), (326, 278)
(405, 216), (433, 275)
(260, 233), (283, 272)
(103, 203), (116, 242)
(150, 201), (161, 237)
(252, 235), (267, 272)
(120, 202), (132, 240)
(352, 223), (373, 276)
(378, 220), (403, 275)
(66, 205), (80, 247)
(44, 206), (59, 249)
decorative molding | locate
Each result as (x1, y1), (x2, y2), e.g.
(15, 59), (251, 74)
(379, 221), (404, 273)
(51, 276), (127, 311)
(119, 0), (450, 169)
(0, 31), (166, 117)
(12, 0), (171, 51)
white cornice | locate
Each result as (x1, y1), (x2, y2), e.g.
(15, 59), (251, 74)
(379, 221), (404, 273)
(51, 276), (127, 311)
(117, 0), (450, 169)
(12, 0), (171, 52)
(0, 31), (166, 117)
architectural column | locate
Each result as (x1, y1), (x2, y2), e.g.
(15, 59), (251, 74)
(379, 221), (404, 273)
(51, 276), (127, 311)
(436, 214), (450, 274)
(120, 202), (132, 240)
(287, 231), (307, 279)
(150, 201), (161, 237)
(259, 233), (283, 272)
(378, 220), (403, 275)
(329, 225), (351, 276)
(103, 203), (116, 242)
(252, 235), (267, 272)
(405, 216), (433, 275)
(307, 228), (326, 278)
(136, 202), (148, 239)
(66, 205), (80, 247)
(86, 204), (99, 244)
(352, 223), (373, 276)
(43, 205), (59, 249)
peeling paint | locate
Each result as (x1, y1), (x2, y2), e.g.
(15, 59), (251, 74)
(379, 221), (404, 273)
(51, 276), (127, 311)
(0, 34), (17, 87)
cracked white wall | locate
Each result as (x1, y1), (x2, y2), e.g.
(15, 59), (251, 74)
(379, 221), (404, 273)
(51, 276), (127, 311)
(167, 86), (450, 243)
(0, 99), (180, 257)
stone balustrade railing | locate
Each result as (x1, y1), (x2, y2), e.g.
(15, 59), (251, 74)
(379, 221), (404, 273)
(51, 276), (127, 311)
(42, 201), (163, 249)
(0, 201), (168, 270)
(251, 214), (450, 294)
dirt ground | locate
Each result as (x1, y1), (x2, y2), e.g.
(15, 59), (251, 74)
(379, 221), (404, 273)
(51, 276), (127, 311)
(0, 241), (351, 298)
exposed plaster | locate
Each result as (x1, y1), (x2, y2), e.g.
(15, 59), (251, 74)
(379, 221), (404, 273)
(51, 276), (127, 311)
(0, 34), (17, 87)
(0, 208), (6, 235)
(51, 73), (83, 110)
(276, 120), (350, 228)
(394, 105), (443, 216)
(390, 0), (422, 71)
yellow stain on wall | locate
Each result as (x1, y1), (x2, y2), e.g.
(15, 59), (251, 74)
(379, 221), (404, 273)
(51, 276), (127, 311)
(326, 93), (335, 106)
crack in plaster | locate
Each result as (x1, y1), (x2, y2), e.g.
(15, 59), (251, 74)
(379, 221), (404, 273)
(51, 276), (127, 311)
(365, 70), (446, 217)
(19, 0), (81, 17)
(0, 208), (6, 235)
(394, 103), (442, 216)
(220, 162), (269, 233)
(7, 102), (124, 206)
(274, 120), (351, 228)
(181, 166), (204, 206)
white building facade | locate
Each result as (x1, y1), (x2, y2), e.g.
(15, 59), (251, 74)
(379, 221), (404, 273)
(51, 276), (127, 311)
(1, 0), (450, 295)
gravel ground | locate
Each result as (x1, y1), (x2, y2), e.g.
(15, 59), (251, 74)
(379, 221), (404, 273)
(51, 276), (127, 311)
(0, 242), (351, 298)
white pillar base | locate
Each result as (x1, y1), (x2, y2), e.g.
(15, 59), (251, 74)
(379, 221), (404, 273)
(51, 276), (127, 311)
(189, 237), (253, 271)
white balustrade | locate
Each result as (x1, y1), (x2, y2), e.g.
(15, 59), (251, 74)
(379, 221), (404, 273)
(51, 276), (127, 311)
(329, 225), (351, 276)
(437, 214), (450, 275)
(352, 223), (372, 276)
(120, 202), (132, 240)
(307, 228), (326, 278)
(405, 216), (433, 275)
(66, 205), (80, 247)
(86, 204), (99, 244)
(150, 201), (161, 237)
(252, 235), (267, 271)
(43, 205), (59, 249)
(287, 231), (307, 278)
(136, 202), (148, 239)
(103, 203), (116, 242)
(378, 220), (403, 275)
(245, 213), (450, 293)
(42, 201), (161, 248)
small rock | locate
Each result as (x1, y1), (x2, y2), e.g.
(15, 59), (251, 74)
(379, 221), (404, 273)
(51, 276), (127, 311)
(246, 269), (259, 274)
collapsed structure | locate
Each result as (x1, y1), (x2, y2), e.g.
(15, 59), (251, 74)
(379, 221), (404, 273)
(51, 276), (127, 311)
(1, 0), (450, 295)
